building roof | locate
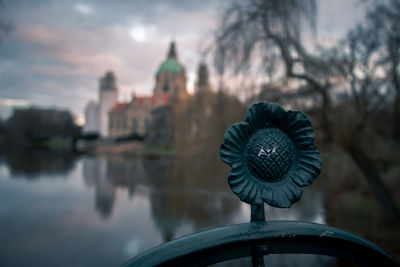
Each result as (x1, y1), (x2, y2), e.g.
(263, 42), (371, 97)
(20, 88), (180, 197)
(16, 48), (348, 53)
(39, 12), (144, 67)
(156, 42), (184, 77)
(135, 96), (148, 105)
(111, 103), (129, 112)
(111, 93), (171, 113)
(148, 93), (170, 106)
(156, 58), (184, 77)
(100, 71), (117, 91)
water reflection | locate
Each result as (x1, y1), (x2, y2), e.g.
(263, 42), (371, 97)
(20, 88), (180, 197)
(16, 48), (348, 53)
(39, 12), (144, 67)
(0, 149), (334, 266)
(82, 156), (240, 235)
(83, 157), (116, 218)
(4, 149), (76, 178)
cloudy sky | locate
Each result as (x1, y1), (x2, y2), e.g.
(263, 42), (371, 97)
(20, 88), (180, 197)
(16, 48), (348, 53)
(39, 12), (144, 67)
(0, 0), (367, 123)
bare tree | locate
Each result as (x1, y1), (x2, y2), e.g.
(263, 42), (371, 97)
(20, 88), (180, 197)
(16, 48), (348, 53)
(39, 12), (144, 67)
(214, 0), (343, 142)
(366, 0), (400, 141)
(214, 0), (400, 221)
(337, 24), (400, 221)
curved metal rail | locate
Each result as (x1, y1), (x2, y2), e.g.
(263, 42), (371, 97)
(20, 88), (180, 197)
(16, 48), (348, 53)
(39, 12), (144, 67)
(123, 221), (399, 267)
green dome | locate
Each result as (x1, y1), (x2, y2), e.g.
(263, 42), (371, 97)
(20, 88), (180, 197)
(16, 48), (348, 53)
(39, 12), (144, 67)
(156, 58), (184, 77)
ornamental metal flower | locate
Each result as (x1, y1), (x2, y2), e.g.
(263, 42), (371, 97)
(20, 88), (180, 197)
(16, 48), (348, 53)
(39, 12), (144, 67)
(220, 102), (322, 208)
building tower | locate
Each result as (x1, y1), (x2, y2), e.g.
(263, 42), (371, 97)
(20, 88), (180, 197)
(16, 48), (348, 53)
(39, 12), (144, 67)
(154, 41), (188, 105)
(83, 101), (99, 134)
(196, 62), (211, 93)
(99, 71), (118, 137)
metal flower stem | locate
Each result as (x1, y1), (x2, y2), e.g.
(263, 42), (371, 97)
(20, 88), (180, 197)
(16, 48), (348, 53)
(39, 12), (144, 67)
(251, 203), (265, 222)
(251, 203), (266, 267)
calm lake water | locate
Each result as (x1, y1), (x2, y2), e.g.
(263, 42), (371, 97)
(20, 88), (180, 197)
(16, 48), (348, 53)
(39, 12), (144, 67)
(0, 149), (335, 266)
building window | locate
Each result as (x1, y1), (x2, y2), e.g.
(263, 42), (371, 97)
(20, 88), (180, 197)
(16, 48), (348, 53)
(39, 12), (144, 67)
(109, 118), (114, 129)
(163, 83), (169, 92)
(145, 118), (150, 130)
(118, 117), (125, 130)
(132, 118), (138, 131)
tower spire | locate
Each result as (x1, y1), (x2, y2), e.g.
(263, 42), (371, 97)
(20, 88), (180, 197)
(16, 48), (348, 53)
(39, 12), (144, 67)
(167, 41), (177, 58)
(196, 62), (211, 93)
(197, 62), (209, 87)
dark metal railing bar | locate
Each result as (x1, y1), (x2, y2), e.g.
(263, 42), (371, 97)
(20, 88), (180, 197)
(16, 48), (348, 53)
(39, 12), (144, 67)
(251, 203), (266, 267)
(123, 221), (400, 266)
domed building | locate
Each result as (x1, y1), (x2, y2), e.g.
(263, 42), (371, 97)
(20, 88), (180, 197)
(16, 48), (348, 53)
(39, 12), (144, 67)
(153, 41), (188, 104)
(108, 42), (188, 139)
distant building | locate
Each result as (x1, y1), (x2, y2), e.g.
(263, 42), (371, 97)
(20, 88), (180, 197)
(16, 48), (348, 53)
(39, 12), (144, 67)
(153, 41), (188, 103)
(99, 72), (118, 136)
(195, 62), (211, 93)
(108, 41), (187, 139)
(83, 101), (98, 134)
(108, 98), (153, 137)
(83, 71), (118, 137)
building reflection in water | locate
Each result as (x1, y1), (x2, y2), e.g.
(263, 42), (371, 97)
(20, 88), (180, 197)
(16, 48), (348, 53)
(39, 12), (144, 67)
(80, 155), (327, 237)
(1, 149), (334, 266)
(143, 157), (240, 243)
(81, 155), (241, 241)
(83, 157), (116, 218)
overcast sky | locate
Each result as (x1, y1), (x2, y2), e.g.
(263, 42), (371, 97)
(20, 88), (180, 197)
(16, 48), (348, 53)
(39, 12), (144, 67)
(0, 0), (367, 123)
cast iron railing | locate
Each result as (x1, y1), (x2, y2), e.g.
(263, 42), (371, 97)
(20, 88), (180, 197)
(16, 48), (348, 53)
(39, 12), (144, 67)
(123, 102), (399, 267)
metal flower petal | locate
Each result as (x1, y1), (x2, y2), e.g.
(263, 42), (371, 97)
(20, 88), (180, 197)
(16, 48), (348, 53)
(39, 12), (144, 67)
(282, 110), (316, 148)
(220, 122), (252, 166)
(245, 102), (287, 130)
(220, 101), (322, 208)
(293, 144), (322, 186)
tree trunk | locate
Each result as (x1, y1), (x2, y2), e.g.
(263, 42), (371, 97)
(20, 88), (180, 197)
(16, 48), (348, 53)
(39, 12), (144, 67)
(347, 143), (400, 222)
(389, 39), (400, 142)
(321, 90), (333, 143)
(395, 92), (400, 142)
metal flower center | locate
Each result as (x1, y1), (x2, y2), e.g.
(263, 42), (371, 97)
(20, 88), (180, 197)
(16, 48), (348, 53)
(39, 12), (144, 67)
(246, 128), (295, 182)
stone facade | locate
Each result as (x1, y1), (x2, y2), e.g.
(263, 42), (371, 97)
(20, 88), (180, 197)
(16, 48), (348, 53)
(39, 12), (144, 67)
(109, 97), (154, 137)
(147, 106), (173, 142)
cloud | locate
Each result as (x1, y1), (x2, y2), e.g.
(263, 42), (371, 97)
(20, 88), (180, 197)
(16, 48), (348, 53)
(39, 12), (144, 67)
(0, 98), (30, 107)
(74, 3), (93, 15)
(0, 0), (366, 121)
(128, 25), (156, 43)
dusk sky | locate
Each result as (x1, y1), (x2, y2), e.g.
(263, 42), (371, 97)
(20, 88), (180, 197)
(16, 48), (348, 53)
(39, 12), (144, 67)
(0, 0), (367, 124)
